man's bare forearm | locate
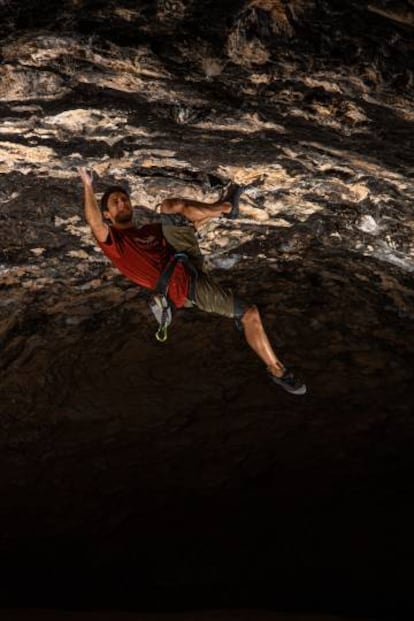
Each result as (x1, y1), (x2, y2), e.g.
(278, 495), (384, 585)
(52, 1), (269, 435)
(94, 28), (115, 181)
(78, 167), (108, 242)
(83, 181), (103, 227)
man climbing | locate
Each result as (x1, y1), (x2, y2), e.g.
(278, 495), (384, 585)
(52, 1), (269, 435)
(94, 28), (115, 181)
(78, 167), (306, 395)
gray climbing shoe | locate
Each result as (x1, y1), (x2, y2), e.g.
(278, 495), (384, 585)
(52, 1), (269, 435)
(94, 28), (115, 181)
(268, 368), (307, 396)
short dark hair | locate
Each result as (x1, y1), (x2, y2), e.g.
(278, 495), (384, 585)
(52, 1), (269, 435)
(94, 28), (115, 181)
(100, 185), (129, 211)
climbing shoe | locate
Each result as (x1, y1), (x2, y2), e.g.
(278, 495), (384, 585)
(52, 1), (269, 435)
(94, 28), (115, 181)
(268, 368), (307, 396)
(221, 182), (245, 219)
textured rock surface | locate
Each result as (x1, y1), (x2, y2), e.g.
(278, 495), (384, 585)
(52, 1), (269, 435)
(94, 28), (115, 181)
(0, 0), (414, 617)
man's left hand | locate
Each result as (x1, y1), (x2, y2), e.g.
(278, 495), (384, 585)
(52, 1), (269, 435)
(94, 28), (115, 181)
(78, 166), (94, 187)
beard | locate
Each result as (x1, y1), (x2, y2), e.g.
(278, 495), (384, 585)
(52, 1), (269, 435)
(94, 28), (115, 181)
(114, 210), (133, 224)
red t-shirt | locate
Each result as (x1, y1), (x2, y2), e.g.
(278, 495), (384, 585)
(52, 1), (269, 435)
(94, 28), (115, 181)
(96, 223), (190, 308)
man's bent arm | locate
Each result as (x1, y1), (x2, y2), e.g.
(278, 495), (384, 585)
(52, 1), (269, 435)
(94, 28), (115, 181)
(78, 167), (109, 243)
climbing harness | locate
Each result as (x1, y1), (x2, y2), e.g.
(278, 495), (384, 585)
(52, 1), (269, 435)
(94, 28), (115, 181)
(149, 251), (197, 343)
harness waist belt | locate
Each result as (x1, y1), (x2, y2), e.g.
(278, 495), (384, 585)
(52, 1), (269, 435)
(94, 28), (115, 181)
(155, 252), (197, 301)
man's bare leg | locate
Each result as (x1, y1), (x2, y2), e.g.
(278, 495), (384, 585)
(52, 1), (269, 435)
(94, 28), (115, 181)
(241, 306), (286, 378)
(160, 197), (232, 228)
(161, 198), (299, 385)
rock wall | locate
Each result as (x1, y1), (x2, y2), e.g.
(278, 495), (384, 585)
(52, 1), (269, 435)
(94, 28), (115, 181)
(1, 0), (414, 617)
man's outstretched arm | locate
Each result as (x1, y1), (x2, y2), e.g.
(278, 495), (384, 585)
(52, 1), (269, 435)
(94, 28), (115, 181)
(78, 167), (109, 243)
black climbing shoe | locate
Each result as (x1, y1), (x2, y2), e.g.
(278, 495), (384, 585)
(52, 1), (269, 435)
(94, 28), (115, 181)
(268, 368), (307, 396)
(221, 182), (246, 219)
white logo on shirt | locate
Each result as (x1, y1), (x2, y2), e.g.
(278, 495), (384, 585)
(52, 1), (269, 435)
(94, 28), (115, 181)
(134, 234), (156, 246)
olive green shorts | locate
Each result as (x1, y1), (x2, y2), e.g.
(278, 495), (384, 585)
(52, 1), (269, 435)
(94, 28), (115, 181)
(161, 214), (248, 319)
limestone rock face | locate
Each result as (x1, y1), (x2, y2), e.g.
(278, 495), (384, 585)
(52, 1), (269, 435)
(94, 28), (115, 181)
(0, 0), (413, 617)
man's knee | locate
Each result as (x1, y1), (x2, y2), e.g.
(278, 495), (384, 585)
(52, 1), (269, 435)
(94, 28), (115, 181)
(160, 198), (185, 214)
(240, 304), (260, 325)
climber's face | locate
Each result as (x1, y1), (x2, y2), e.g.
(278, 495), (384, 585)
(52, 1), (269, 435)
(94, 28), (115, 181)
(104, 191), (133, 225)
